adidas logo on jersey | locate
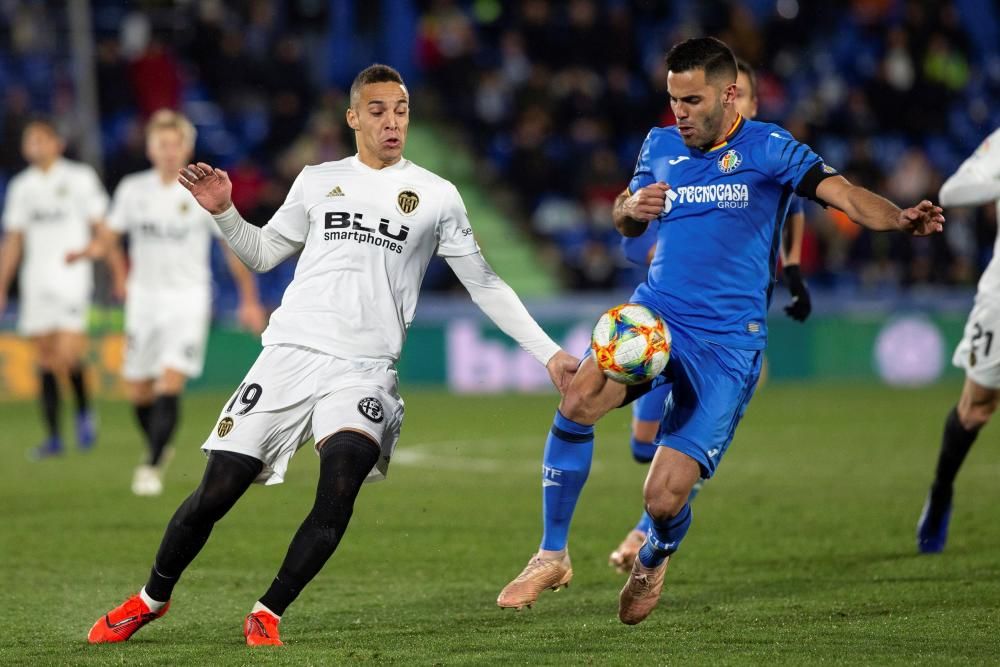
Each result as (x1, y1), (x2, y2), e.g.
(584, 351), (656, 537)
(327, 186), (345, 197)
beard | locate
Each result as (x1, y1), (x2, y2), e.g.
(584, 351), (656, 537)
(680, 103), (725, 150)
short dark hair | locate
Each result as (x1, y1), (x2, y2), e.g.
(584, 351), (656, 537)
(735, 58), (757, 98)
(350, 64), (405, 106)
(22, 114), (60, 138)
(664, 37), (737, 85)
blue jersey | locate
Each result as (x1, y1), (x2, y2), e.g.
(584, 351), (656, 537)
(621, 221), (659, 266)
(628, 116), (831, 350)
(623, 193), (803, 268)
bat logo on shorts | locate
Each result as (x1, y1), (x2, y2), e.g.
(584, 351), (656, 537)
(217, 416), (234, 438)
(357, 397), (384, 424)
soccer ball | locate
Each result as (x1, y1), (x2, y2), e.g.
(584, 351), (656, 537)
(591, 304), (670, 385)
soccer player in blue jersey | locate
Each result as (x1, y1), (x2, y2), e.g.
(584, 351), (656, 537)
(608, 58), (812, 573)
(497, 37), (943, 624)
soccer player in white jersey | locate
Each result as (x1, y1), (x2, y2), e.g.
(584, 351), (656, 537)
(0, 119), (114, 458)
(73, 110), (267, 496)
(88, 64), (578, 646)
(917, 128), (1000, 553)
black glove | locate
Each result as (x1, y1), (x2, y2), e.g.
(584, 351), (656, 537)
(783, 264), (811, 322)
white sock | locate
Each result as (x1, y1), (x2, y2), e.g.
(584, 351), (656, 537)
(139, 586), (167, 613)
(251, 601), (281, 620)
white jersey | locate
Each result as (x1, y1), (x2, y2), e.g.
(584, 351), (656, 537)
(108, 169), (220, 298)
(262, 155), (479, 361)
(940, 128), (1000, 301)
(1, 158), (108, 298)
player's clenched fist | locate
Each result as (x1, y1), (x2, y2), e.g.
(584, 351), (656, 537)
(178, 162), (233, 215)
(623, 182), (672, 222)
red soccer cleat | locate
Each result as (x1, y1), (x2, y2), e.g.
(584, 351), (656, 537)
(244, 610), (283, 646)
(88, 594), (170, 644)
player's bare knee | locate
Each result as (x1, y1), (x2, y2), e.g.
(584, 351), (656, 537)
(562, 357), (625, 421)
(127, 381), (154, 405)
(558, 389), (592, 422)
(34, 342), (56, 370)
(642, 485), (687, 522)
(959, 400), (996, 431)
(48, 356), (69, 376)
(36, 353), (56, 372)
(157, 369), (188, 396)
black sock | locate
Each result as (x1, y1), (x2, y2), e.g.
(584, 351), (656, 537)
(144, 450), (263, 602)
(148, 394), (180, 466)
(258, 431), (379, 616)
(68, 364), (89, 413)
(134, 403), (154, 443)
(39, 370), (61, 440)
(930, 406), (980, 507)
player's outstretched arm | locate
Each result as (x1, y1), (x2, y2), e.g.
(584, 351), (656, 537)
(445, 252), (579, 395)
(940, 171), (1000, 208)
(816, 175), (944, 236)
(181, 162), (302, 273)
(939, 131), (1000, 207)
(179, 162), (233, 215)
(208, 208), (303, 273)
(613, 183), (671, 237)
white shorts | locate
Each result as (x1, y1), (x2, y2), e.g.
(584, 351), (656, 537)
(123, 294), (210, 381)
(18, 289), (89, 336)
(203, 344), (405, 486)
(952, 298), (1000, 388)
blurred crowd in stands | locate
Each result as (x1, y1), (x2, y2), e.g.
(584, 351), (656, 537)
(2, 0), (999, 303)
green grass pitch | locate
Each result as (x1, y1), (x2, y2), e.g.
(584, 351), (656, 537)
(1, 382), (998, 665)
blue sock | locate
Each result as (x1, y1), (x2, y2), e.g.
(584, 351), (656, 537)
(630, 436), (656, 463)
(540, 411), (594, 552)
(638, 503), (692, 568)
(687, 478), (705, 503)
(633, 509), (652, 535)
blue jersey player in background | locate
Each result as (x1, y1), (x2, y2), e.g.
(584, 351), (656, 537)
(608, 58), (812, 574)
(497, 37), (943, 625)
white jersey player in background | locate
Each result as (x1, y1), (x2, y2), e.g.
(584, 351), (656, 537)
(917, 128), (1000, 553)
(88, 64), (578, 647)
(72, 110), (266, 496)
(0, 118), (116, 459)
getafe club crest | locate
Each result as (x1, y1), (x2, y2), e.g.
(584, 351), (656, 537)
(717, 149), (742, 173)
(396, 189), (420, 216)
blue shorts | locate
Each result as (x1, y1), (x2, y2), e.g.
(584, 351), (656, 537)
(632, 380), (672, 423)
(651, 323), (762, 479)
